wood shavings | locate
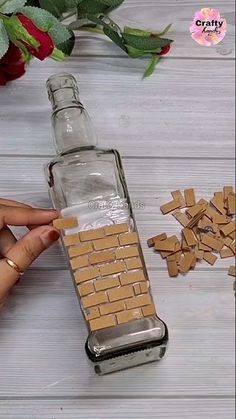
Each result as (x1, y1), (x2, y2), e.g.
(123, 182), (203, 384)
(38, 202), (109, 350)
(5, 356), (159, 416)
(147, 186), (235, 278)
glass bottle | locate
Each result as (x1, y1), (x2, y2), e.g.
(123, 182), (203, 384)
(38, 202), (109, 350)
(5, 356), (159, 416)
(45, 74), (168, 375)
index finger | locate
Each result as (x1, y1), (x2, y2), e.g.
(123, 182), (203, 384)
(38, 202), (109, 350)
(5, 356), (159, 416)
(0, 205), (58, 229)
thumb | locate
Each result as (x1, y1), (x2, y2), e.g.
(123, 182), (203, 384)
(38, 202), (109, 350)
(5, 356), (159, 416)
(0, 226), (60, 299)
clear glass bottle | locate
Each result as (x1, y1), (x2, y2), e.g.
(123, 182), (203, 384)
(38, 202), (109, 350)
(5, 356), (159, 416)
(45, 74), (168, 375)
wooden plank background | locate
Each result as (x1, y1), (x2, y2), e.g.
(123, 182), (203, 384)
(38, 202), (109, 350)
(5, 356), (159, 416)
(0, 0), (235, 418)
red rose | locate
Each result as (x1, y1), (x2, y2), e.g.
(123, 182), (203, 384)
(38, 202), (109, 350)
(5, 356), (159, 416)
(17, 14), (54, 61)
(160, 45), (171, 55)
(0, 43), (26, 86)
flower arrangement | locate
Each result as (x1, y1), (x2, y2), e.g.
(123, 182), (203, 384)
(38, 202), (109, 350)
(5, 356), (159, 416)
(0, 0), (173, 85)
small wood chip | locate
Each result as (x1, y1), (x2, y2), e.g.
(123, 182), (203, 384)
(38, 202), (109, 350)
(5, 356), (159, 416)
(172, 211), (190, 227)
(220, 221), (236, 237)
(184, 189), (196, 207)
(179, 252), (195, 274)
(201, 234), (224, 252)
(167, 259), (179, 277)
(228, 266), (236, 277)
(220, 248), (234, 259)
(171, 190), (186, 208)
(227, 193), (235, 215)
(182, 228), (197, 247)
(211, 192), (226, 215)
(223, 186), (234, 202)
(160, 199), (181, 215)
(147, 233), (167, 248)
(203, 252), (217, 266)
(230, 240), (236, 254)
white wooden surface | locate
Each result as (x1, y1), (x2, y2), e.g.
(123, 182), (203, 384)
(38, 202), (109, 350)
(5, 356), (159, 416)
(0, 1), (235, 418)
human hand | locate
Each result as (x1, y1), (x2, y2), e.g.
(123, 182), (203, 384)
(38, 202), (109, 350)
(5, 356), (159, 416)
(0, 198), (60, 308)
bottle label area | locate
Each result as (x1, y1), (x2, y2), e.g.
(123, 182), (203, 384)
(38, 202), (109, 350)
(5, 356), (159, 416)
(61, 222), (157, 332)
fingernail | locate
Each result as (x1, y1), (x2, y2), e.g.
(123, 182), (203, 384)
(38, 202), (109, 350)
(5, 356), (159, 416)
(40, 229), (60, 247)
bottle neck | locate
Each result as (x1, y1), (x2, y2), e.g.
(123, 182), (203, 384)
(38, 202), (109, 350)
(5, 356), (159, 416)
(47, 74), (97, 154)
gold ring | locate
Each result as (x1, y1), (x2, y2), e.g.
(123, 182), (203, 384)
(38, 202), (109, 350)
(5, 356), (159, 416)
(4, 258), (24, 276)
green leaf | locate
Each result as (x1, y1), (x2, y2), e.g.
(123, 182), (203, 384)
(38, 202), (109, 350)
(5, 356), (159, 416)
(65, 0), (83, 7)
(77, 0), (108, 16)
(143, 55), (160, 78)
(126, 45), (162, 58)
(123, 33), (173, 51)
(0, 21), (9, 59)
(124, 27), (152, 37)
(68, 18), (95, 30)
(50, 47), (65, 61)
(4, 15), (39, 47)
(19, 6), (71, 45)
(26, 0), (39, 5)
(103, 26), (127, 52)
(99, 0), (124, 5)
(57, 29), (75, 55)
(0, 0), (26, 13)
(39, 0), (66, 18)
(157, 23), (172, 37)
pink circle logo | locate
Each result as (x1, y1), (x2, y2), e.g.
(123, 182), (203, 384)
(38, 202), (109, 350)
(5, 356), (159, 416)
(190, 8), (227, 46)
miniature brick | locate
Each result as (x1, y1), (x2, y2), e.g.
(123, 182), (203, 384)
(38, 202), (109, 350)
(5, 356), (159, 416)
(229, 231), (236, 240)
(195, 249), (204, 260)
(89, 314), (116, 331)
(119, 232), (139, 246)
(94, 276), (120, 292)
(93, 236), (119, 251)
(108, 285), (134, 302)
(227, 193), (235, 215)
(220, 248), (234, 259)
(228, 266), (236, 277)
(68, 242), (93, 258)
(53, 217), (78, 230)
(70, 254), (89, 270)
(99, 301), (125, 316)
(201, 234), (223, 252)
(80, 228), (104, 242)
(125, 294), (152, 310)
(74, 266), (99, 284)
(179, 252), (195, 274)
(211, 193), (226, 215)
(89, 250), (115, 265)
(115, 245), (139, 259)
(116, 308), (142, 325)
(167, 259), (178, 277)
(104, 223), (129, 236)
(160, 199), (181, 215)
(99, 260), (126, 277)
(223, 186), (234, 201)
(203, 252), (217, 266)
(142, 304), (156, 317)
(78, 281), (95, 297)
(182, 228), (197, 247)
(220, 221), (236, 237)
(212, 214), (230, 225)
(184, 189), (196, 207)
(82, 291), (108, 308)
(172, 211), (190, 227)
(154, 238), (177, 252)
(171, 190), (186, 208)
(139, 282), (149, 293)
(147, 233), (167, 248)
(230, 240), (236, 254)
(205, 206), (219, 221)
(186, 208), (206, 229)
(84, 307), (100, 321)
(198, 241), (212, 252)
(63, 234), (80, 247)
(186, 204), (205, 218)
(133, 283), (141, 295)
(120, 270), (146, 286)
(223, 237), (233, 247)
(125, 257), (143, 270)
